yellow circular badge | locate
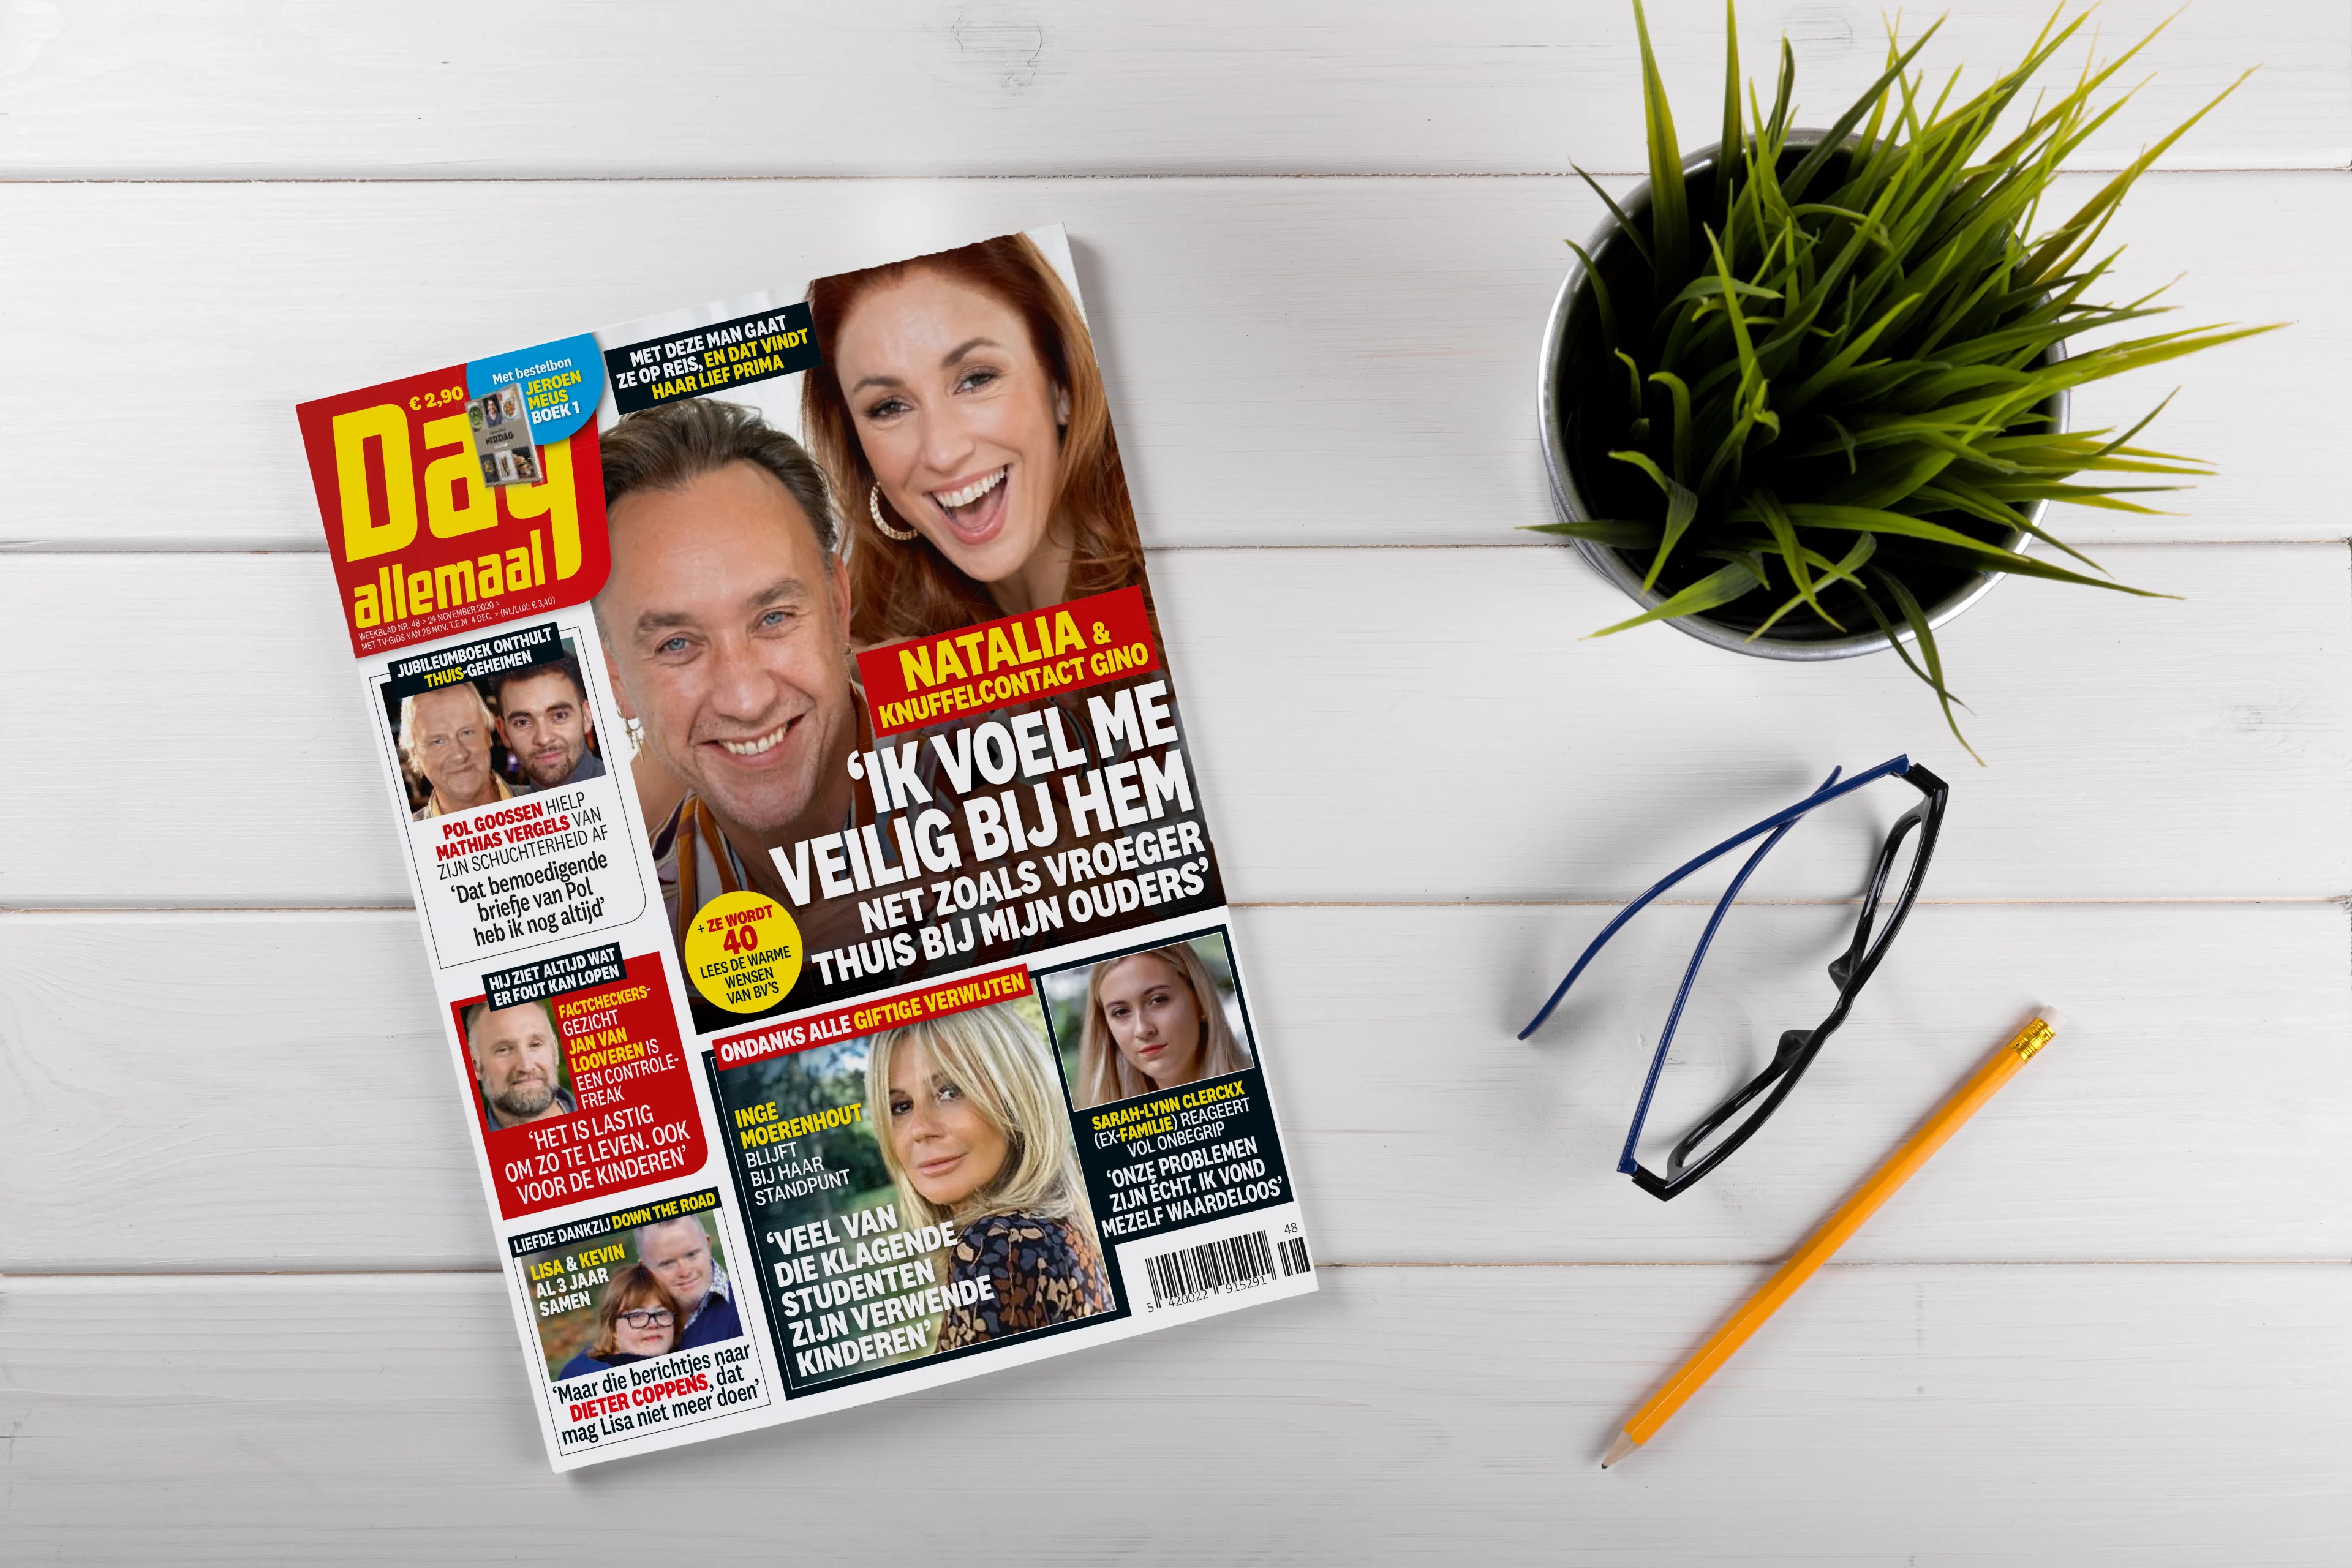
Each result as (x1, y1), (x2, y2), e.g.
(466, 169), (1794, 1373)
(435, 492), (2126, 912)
(682, 890), (804, 1013)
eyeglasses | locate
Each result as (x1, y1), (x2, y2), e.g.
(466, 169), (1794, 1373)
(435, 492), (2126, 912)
(618, 1308), (676, 1329)
(1520, 755), (1949, 1201)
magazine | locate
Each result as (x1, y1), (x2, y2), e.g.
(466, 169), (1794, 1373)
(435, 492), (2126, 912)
(293, 227), (1314, 1469)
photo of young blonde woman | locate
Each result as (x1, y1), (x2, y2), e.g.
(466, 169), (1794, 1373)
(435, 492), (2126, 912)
(1073, 942), (1253, 1110)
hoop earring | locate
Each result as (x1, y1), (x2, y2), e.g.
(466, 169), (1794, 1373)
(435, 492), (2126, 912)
(869, 484), (918, 541)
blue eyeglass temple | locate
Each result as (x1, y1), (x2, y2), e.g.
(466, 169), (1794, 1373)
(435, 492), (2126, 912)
(1514, 755), (1914, 1175)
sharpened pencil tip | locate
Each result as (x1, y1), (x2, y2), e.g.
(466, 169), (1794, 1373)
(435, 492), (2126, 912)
(1601, 1431), (1638, 1468)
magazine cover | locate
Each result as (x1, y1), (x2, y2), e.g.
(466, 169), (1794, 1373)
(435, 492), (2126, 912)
(293, 227), (1316, 1469)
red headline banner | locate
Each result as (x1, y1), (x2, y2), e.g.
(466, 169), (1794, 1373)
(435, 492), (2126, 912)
(856, 585), (1158, 736)
(711, 966), (1033, 1069)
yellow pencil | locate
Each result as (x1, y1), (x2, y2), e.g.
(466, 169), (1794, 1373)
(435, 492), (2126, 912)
(1600, 1008), (2065, 1468)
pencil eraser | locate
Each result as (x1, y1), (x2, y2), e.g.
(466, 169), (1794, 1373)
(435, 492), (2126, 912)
(2032, 1005), (2068, 1038)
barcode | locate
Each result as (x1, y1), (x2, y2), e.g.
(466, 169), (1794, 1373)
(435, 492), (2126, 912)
(1144, 1229), (1275, 1306)
(1278, 1236), (1310, 1276)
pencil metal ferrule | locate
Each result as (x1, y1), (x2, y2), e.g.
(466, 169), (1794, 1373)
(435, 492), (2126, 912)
(2010, 1020), (2054, 1062)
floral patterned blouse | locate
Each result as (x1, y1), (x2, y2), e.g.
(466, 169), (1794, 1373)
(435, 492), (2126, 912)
(934, 1212), (1114, 1349)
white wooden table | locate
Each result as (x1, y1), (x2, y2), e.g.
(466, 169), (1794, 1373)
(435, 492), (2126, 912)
(4, 3), (2347, 1560)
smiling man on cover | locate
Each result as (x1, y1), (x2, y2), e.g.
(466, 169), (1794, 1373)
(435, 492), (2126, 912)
(491, 655), (606, 791)
(594, 399), (870, 966)
(401, 682), (512, 820)
(464, 997), (574, 1129)
(633, 1215), (744, 1349)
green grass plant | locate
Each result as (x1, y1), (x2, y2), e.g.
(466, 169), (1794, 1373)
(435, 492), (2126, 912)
(1537, 2), (2277, 757)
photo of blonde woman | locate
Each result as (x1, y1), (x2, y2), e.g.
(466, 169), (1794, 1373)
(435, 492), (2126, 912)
(863, 1003), (1112, 1350)
(1065, 938), (1254, 1110)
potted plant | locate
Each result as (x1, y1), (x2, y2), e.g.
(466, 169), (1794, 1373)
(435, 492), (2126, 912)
(1534, 2), (2275, 756)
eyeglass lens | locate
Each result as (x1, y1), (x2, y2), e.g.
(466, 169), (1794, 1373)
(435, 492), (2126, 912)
(1637, 772), (1944, 1190)
(1846, 810), (1929, 976)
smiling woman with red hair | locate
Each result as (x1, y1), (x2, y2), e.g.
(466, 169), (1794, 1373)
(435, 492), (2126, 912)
(802, 232), (1146, 647)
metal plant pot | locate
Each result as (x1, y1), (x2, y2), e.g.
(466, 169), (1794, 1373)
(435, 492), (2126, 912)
(1536, 133), (2068, 662)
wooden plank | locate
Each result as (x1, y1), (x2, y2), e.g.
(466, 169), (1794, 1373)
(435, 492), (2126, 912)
(3, 1266), (2344, 1562)
(0, 174), (2335, 552)
(5, 903), (2343, 1271)
(0, 2), (2334, 179)
(0, 544), (2340, 908)
(1162, 541), (2352, 903)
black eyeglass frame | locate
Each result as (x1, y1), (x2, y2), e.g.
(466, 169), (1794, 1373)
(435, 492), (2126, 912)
(1628, 763), (1948, 1199)
(1516, 755), (1951, 1202)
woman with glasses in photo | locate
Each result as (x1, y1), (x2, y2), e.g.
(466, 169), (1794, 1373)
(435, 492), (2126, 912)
(556, 1263), (685, 1379)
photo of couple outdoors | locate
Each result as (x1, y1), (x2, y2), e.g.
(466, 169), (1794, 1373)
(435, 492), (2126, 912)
(586, 231), (1213, 1012)
(714, 993), (1115, 1385)
(530, 1212), (745, 1382)
(386, 647), (608, 820)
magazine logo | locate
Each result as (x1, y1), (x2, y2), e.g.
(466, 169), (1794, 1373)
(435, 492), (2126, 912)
(296, 365), (612, 657)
